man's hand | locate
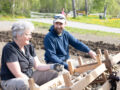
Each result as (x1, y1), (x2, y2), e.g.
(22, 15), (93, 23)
(52, 63), (64, 72)
(88, 50), (96, 60)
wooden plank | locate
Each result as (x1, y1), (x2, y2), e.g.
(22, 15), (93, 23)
(74, 54), (102, 74)
(74, 63), (100, 73)
(91, 79), (105, 84)
(98, 81), (111, 90)
(70, 64), (107, 90)
(39, 75), (64, 90)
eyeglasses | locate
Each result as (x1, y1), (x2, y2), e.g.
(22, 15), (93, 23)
(54, 16), (65, 19)
(24, 33), (32, 37)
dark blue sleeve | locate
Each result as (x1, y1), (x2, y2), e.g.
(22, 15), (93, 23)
(44, 35), (63, 64)
(67, 32), (90, 53)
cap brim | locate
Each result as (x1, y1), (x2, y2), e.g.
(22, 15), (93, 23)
(54, 19), (65, 24)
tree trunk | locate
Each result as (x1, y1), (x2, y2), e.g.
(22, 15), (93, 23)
(85, 0), (88, 16)
(12, 0), (15, 16)
(104, 4), (107, 19)
(72, 0), (76, 18)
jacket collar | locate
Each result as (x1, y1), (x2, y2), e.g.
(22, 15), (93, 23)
(49, 25), (65, 37)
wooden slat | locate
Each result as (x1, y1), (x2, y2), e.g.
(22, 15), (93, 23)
(74, 63), (99, 73)
(74, 54), (101, 73)
(70, 64), (107, 90)
(39, 75), (64, 90)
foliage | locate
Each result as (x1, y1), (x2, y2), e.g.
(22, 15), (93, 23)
(91, 0), (120, 17)
(0, 0), (31, 17)
(0, 0), (120, 17)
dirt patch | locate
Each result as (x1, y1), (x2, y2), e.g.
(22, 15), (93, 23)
(0, 31), (120, 60)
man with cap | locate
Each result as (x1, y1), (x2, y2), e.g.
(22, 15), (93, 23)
(44, 14), (96, 70)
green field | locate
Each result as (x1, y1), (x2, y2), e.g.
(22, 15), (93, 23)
(67, 15), (120, 28)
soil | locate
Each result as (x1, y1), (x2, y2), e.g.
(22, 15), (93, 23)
(0, 21), (120, 89)
(0, 30), (120, 61)
(0, 21), (120, 60)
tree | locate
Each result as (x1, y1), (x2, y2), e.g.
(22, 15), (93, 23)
(85, 0), (88, 16)
(72, 0), (77, 18)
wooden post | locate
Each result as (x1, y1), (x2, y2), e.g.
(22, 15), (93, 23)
(96, 54), (102, 65)
(63, 73), (72, 87)
(29, 78), (35, 90)
(97, 49), (102, 58)
(78, 57), (83, 66)
(96, 54), (107, 82)
(68, 61), (74, 75)
(104, 50), (112, 73)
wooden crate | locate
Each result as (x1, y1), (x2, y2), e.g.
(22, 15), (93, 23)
(29, 53), (107, 90)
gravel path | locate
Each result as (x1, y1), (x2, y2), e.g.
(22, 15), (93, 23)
(0, 21), (120, 62)
(17, 18), (120, 33)
(0, 21), (120, 45)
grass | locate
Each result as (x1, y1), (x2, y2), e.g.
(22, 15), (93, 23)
(33, 21), (51, 29)
(32, 22), (120, 38)
(67, 15), (120, 28)
(0, 14), (26, 21)
(0, 14), (120, 38)
(66, 27), (120, 38)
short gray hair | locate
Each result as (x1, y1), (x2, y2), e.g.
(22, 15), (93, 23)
(11, 21), (35, 39)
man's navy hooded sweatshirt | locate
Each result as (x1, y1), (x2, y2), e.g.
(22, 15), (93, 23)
(44, 25), (90, 69)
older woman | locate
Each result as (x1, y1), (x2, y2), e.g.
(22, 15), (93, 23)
(1, 21), (61, 90)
